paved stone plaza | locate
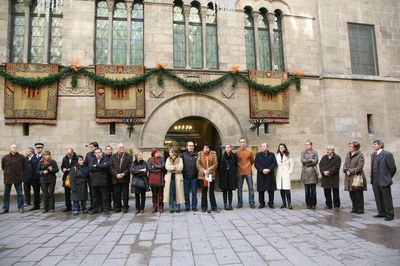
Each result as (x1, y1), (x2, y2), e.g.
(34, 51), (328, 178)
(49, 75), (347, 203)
(0, 183), (399, 266)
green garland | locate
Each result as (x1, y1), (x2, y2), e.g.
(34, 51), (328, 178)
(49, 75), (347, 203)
(0, 66), (301, 94)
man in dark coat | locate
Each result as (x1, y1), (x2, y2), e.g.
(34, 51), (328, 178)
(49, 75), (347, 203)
(84, 141), (99, 210)
(60, 148), (78, 212)
(1, 144), (26, 214)
(254, 143), (277, 209)
(319, 145), (342, 210)
(110, 143), (133, 213)
(182, 141), (198, 212)
(371, 139), (397, 221)
(89, 148), (111, 215)
(23, 147), (40, 210)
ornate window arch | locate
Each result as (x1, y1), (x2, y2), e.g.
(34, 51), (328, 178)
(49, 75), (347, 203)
(244, 6), (256, 70)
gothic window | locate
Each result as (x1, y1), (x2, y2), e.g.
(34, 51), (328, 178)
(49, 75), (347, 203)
(113, 1), (128, 65)
(131, 1), (144, 65)
(10, 0), (63, 64)
(95, 0), (109, 64)
(189, 2), (203, 68)
(206, 3), (218, 69)
(258, 9), (270, 71)
(173, 0), (185, 68)
(244, 7), (256, 70)
(348, 23), (378, 75)
(273, 10), (284, 71)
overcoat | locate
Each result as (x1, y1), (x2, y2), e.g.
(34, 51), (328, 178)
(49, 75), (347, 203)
(218, 151), (238, 190)
(110, 152), (133, 184)
(164, 157), (184, 204)
(319, 153), (341, 189)
(38, 159), (59, 184)
(370, 150), (397, 186)
(89, 156), (110, 187)
(343, 150), (367, 191)
(196, 151), (218, 180)
(147, 156), (165, 187)
(130, 160), (148, 194)
(275, 153), (294, 190)
(60, 153), (78, 186)
(300, 150), (319, 184)
(254, 151), (277, 192)
(23, 156), (39, 183)
(70, 165), (89, 201)
(1, 152), (26, 184)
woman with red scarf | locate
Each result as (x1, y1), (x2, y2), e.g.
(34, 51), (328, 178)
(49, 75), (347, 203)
(147, 148), (165, 213)
(37, 150), (59, 213)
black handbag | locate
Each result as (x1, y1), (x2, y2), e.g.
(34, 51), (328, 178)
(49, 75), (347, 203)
(132, 176), (146, 189)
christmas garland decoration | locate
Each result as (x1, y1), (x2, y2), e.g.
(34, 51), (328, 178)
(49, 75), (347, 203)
(0, 64), (302, 94)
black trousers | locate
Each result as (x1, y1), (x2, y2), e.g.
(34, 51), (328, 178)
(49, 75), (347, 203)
(64, 186), (72, 210)
(259, 190), (274, 205)
(304, 184), (317, 207)
(349, 190), (364, 213)
(135, 189), (146, 210)
(24, 181), (41, 206)
(222, 189), (233, 205)
(114, 182), (129, 210)
(324, 188), (340, 208)
(201, 181), (217, 210)
(41, 181), (56, 210)
(372, 182), (394, 218)
(92, 186), (110, 212)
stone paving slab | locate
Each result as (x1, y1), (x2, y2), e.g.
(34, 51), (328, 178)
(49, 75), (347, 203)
(0, 184), (400, 265)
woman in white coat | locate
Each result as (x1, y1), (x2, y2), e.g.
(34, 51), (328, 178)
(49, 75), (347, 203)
(275, 144), (294, 209)
(164, 147), (184, 213)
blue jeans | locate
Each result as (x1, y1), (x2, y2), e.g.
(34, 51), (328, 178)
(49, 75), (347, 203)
(184, 177), (198, 209)
(73, 201), (87, 213)
(304, 184), (317, 207)
(237, 174), (255, 205)
(169, 177), (180, 211)
(3, 183), (24, 211)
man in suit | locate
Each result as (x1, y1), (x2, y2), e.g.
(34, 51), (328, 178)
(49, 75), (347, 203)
(371, 140), (397, 221)
(110, 143), (133, 213)
(89, 148), (111, 215)
(23, 147), (41, 210)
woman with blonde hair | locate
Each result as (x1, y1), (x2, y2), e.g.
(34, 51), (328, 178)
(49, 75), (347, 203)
(164, 147), (184, 213)
(37, 150), (59, 213)
(343, 140), (367, 214)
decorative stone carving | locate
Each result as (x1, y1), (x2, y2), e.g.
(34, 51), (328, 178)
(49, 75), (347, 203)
(221, 83), (236, 99)
(59, 76), (95, 96)
(149, 78), (165, 98)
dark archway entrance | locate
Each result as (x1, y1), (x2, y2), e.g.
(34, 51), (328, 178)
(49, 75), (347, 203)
(163, 116), (222, 156)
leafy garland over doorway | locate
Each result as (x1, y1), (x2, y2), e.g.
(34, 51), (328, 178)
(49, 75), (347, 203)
(0, 64), (302, 94)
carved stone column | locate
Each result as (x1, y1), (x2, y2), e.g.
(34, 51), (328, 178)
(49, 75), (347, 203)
(23, 0), (31, 63)
(251, 11), (260, 70)
(267, 12), (276, 70)
(107, 0), (114, 65)
(184, 5), (190, 68)
(126, 1), (133, 65)
(201, 8), (207, 69)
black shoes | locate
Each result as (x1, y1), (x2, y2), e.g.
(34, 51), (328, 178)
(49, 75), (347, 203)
(268, 204), (275, 209)
(258, 204), (265, 209)
(236, 204), (243, 209)
(62, 208), (72, 213)
(29, 206), (40, 211)
(250, 204), (255, 209)
(288, 204), (293, 210)
(202, 208), (207, 213)
(373, 214), (386, 218)
(192, 208), (198, 212)
(185, 208), (190, 212)
(280, 204), (286, 209)
(384, 217), (394, 221)
(0, 210), (9, 214)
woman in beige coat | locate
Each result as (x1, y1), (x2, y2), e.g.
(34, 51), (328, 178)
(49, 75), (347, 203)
(164, 147), (184, 213)
(275, 144), (294, 209)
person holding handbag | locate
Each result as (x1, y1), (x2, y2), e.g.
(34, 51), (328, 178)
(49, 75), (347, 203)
(343, 140), (367, 214)
(147, 148), (165, 213)
(130, 151), (148, 214)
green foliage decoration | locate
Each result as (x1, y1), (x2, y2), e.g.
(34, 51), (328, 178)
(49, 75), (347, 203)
(0, 66), (301, 94)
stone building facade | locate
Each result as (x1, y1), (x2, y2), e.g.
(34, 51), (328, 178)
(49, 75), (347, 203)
(0, 0), (399, 187)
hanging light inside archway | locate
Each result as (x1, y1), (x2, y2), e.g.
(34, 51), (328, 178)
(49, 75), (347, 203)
(213, 0), (236, 25)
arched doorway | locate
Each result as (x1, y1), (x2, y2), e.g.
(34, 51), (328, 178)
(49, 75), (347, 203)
(164, 116), (221, 155)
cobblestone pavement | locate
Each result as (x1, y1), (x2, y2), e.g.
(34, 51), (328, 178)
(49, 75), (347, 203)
(0, 183), (399, 266)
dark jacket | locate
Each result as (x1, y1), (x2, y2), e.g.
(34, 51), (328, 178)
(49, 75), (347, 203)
(147, 156), (165, 186)
(38, 159), (59, 184)
(110, 152), (133, 184)
(370, 150), (397, 186)
(23, 155), (39, 183)
(218, 151), (238, 190)
(343, 150), (367, 191)
(84, 151), (96, 167)
(254, 151), (277, 192)
(181, 150), (198, 178)
(60, 153), (78, 186)
(1, 152), (26, 184)
(319, 153), (341, 189)
(130, 159), (148, 194)
(70, 164), (89, 201)
(89, 156), (110, 186)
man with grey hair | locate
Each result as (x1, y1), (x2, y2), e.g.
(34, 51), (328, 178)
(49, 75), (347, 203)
(319, 145), (342, 210)
(23, 147), (41, 210)
(1, 144), (26, 214)
(371, 140), (397, 221)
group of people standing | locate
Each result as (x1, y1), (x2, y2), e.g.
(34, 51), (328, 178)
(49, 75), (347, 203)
(0, 138), (397, 221)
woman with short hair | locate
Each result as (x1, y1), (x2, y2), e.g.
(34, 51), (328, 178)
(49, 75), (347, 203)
(38, 150), (59, 213)
(130, 151), (148, 214)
